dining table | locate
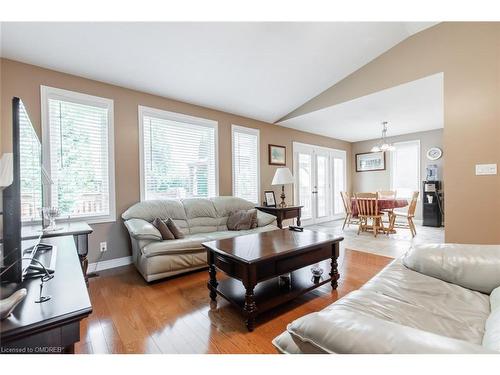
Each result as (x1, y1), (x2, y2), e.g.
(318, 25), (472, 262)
(350, 197), (408, 216)
(351, 197), (409, 234)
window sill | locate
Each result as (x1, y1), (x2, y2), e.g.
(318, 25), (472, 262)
(22, 214), (116, 227)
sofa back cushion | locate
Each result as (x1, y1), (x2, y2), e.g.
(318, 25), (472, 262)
(181, 198), (219, 234)
(403, 243), (500, 294)
(121, 199), (189, 235)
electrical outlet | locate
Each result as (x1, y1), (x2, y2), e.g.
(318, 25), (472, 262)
(99, 242), (107, 252)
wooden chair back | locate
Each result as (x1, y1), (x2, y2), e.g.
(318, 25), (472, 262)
(354, 193), (379, 217)
(407, 191), (419, 217)
(340, 191), (352, 214)
(377, 190), (396, 199)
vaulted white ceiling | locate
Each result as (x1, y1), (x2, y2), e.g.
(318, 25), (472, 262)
(278, 73), (444, 142)
(0, 22), (436, 123)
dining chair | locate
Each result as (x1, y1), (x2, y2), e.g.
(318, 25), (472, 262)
(354, 192), (385, 237)
(340, 191), (358, 230)
(377, 190), (397, 223)
(388, 191), (419, 237)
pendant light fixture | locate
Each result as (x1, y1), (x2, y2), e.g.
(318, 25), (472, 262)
(371, 121), (395, 152)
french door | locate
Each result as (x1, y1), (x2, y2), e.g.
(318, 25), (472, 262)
(293, 142), (346, 226)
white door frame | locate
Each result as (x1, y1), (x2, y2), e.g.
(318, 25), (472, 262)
(293, 142), (347, 226)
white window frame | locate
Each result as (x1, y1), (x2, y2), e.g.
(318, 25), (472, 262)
(231, 124), (260, 204)
(40, 85), (116, 224)
(138, 105), (219, 201)
(390, 140), (421, 200)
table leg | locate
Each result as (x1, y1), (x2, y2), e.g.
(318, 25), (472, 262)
(207, 251), (218, 301)
(276, 215), (283, 229)
(296, 209), (301, 227)
(75, 234), (89, 286)
(243, 285), (257, 331)
(330, 243), (340, 289)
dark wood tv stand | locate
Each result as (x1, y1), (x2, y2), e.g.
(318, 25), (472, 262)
(0, 236), (92, 353)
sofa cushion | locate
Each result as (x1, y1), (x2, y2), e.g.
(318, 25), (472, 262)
(359, 259), (490, 344)
(403, 243), (500, 294)
(141, 233), (210, 257)
(152, 218), (175, 240)
(166, 218), (185, 239)
(227, 209), (257, 230)
(490, 286), (500, 311)
(285, 307), (493, 354)
(482, 309), (500, 352)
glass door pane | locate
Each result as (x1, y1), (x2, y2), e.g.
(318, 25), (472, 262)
(315, 154), (329, 218)
(298, 152), (313, 220)
(333, 157), (345, 215)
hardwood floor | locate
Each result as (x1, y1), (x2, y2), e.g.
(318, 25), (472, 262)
(75, 248), (392, 354)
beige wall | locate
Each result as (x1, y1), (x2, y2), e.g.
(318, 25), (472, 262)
(352, 129), (444, 220)
(283, 22), (500, 244)
(0, 58), (351, 262)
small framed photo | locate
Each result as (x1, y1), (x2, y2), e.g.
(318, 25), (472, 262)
(268, 144), (286, 166)
(264, 191), (276, 207)
(356, 151), (386, 172)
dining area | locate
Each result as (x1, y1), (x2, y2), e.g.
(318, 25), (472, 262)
(340, 190), (419, 238)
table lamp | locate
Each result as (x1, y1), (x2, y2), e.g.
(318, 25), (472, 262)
(271, 167), (294, 208)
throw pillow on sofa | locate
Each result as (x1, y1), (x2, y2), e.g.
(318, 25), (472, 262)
(152, 218), (175, 240)
(165, 218), (185, 239)
(227, 209), (258, 231)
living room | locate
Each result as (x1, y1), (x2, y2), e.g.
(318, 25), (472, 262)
(1, 1), (499, 372)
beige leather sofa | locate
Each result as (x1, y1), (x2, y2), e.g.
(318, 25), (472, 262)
(122, 196), (277, 282)
(273, 243), (500, 354)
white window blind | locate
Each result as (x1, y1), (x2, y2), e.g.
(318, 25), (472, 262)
(232, 125), (260, 203)
(139, 106), (218, 201)
(391, 140), (420, 199)
(42, 86), (115, 222)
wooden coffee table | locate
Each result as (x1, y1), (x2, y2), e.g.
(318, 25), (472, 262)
(202, 229), (343, 331)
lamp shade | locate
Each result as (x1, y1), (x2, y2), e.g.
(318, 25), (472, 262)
(271, 167), (294, 186)
(0, 153), (14, 189)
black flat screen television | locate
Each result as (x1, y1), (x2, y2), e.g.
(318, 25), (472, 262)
(0, 97), (43, 284)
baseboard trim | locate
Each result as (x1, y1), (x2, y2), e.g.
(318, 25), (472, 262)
(88, 256), (133, 273)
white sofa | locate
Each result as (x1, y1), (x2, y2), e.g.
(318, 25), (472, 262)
(122, 196), (277, 282)
(273, 243), (500, 354)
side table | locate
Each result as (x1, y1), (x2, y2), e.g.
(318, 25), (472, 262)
(255, 205), (303, 229)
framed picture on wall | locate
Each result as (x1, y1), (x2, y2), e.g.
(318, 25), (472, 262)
(264, 191), (277, 207)
(268, 144), (286, 166)
(355, 151), (386, 172)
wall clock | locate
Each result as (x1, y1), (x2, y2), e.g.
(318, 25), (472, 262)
(426, 147), (442, 161)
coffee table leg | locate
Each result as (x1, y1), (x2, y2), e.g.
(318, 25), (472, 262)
(330, 243), (340, 289)
(244, 286), (257, 331)
(207, 251), (218, 301)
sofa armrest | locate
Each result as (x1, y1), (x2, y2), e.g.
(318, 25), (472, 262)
(257, 210), (276, 227)
(124, 218), (162, 241)
(286, 309), (495, 354)
(403, 243), (500, 294)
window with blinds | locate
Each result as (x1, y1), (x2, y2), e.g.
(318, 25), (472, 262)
(139, 106), (218, 201)
(41, 86), (115, 222)
(391, 140), (420, 199)
(232, 125), (260, 203)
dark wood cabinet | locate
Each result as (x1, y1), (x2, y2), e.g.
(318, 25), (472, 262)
(0, 236), (92, 353)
